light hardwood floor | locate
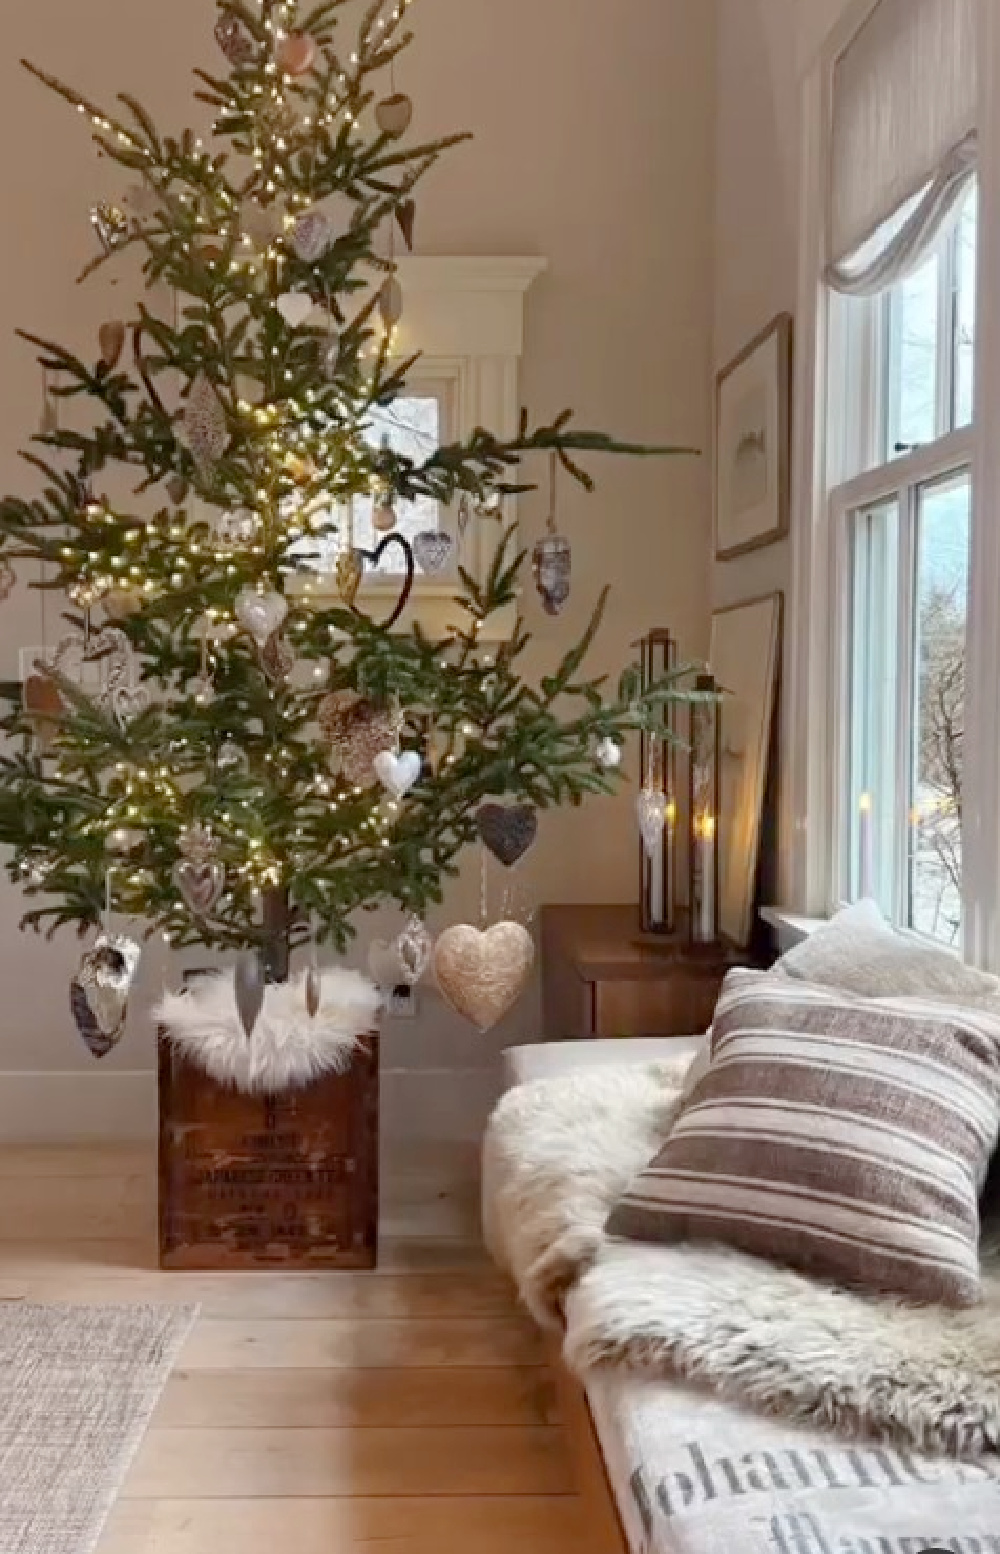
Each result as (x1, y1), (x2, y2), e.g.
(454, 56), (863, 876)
(0, 1143), (590, 1554)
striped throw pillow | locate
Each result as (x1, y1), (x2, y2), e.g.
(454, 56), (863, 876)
(606, 969), (1000, 1306)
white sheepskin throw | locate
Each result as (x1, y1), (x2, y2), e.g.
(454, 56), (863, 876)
(484, 1060), (1000, 1459)
(156, 967), (379, 1094)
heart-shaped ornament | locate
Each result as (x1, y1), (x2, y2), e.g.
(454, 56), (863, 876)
(261, 633), (295, 684)
(98, 321), (126, 369)
(292, 209), (334, 263)
(413, 530), (454, 576)
(172, 857), (226, 917)
(636, 788), (668, 857)
(477, 804), (538, 868)
(277, 292), (314, 328)
(111, 682), (150, 729)
(433, 922), (535, 1033)
(236, 587), (289, 646)
(396, 199), (416, 251)
(350, 535), (415, 629)
(241, 198), (284, 250)
(374, 749), (421, 799)
(182, 371), (230, 469)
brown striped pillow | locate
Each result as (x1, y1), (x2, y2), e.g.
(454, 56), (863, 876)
(606, 969), (1000, 1306)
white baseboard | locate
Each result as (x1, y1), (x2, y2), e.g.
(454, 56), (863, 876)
(0, 1067), (497, 1145)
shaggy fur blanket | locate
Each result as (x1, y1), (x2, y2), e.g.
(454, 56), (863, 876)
(156, 967), (378, 1094)
(485, 1060), (1000, 1459)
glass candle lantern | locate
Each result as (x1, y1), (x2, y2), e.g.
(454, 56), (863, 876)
(639, 630), (678, 934)
(689, 673), (721, 946)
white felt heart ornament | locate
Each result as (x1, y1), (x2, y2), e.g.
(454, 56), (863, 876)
(235, 587), (289, 646)
(433, 922), (535, 1032)
(374, 749), (421, 798)
(277, 292), (314, 328)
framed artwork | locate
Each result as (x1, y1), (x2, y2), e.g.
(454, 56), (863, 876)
(714, 314), (792, 561)
(709, 593), (782, 948)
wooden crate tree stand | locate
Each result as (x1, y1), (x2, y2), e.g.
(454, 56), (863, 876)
(157, 968), (380, 1271)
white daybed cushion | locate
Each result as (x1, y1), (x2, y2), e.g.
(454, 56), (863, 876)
(503, 1036), (704, 1089)
(586, 1367), (1000, 1554)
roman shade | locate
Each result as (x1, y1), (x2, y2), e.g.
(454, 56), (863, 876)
(827, 0), (978, 295)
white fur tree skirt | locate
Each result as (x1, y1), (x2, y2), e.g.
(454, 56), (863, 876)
(485, 1061), (1000, 1459)
(156, 968), (378, 1094)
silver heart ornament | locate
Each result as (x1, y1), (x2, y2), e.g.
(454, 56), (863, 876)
(172, 857), (226, 917)
(413, 530), (454, 576)
(70, 933), (142, 1060)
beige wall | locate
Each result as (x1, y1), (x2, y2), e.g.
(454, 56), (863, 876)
(0, 0), (717, 1139)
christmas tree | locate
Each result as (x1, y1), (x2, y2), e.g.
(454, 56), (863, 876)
(0, 0), (696, 1003)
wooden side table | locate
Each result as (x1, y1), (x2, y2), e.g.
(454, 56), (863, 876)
(540, 904), (744, 1040)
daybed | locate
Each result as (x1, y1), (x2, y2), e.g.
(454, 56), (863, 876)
(484, 1034), (1000, 1554)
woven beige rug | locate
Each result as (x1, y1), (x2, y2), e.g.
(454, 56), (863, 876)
(0, 1302), (197, 1553)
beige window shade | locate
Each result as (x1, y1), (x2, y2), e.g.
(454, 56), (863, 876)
(829, 0), (978, 267)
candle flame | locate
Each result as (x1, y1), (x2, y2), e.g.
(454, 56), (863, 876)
(695, 813), (716, 840)
(859, 792), (873, 814)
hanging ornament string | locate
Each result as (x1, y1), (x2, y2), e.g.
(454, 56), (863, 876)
(546, 450), (558, 538)
(480, 839), (489, 930)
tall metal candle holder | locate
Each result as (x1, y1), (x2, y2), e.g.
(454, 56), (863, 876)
(639, 630), (678, 935)
(689, 673), (721, 947)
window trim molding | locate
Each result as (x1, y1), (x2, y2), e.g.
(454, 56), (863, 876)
(293, 255), (548, 640)
(785, 0), (1000, 968)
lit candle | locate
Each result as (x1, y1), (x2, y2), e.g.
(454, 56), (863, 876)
(647, 797), (677, 929)
(858, 792), (874, 900)
(693, 812), (717, 944)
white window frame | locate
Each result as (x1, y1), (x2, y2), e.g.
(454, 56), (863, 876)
(785, 0), (1000, 970)
(293, 255), (547, 640)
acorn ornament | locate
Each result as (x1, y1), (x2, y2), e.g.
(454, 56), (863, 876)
(376, 94), (413, 138)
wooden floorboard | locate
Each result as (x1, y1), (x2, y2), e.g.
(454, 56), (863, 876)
(100, 1495), (590, 1554)
(0, 1144), (589, 1554)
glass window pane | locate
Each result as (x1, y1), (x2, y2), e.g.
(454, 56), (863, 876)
(952, 183), (978, 430)
(884, 252), (939, 459)
(353, 396), (445, 574)
(908, 472), (970, 945)
(845, 501), (899, 912)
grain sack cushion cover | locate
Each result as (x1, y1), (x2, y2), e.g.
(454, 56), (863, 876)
(606, 969), (1000, 1306)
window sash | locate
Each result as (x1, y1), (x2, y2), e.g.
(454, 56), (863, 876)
(829, 435), (973, 928)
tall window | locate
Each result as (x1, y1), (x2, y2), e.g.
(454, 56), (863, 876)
(824, 0), (978, 947)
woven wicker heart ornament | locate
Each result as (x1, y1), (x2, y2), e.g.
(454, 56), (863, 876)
(433, 922), (535, 1033)
(413, 530), (454, 575)
(292, 209), (334, 263)
(477, 804), (538, 868)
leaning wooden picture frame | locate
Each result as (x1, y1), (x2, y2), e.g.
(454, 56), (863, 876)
(714, 313), (792, 561)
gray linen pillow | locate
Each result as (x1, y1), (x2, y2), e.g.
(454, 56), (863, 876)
(779, 900), (1000, 1006)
